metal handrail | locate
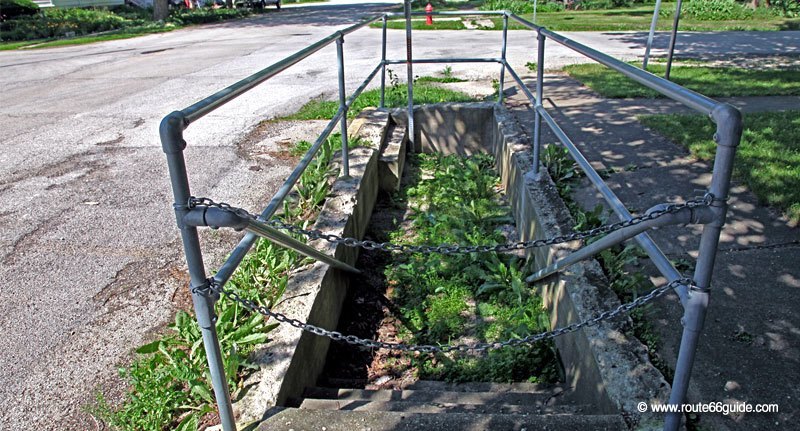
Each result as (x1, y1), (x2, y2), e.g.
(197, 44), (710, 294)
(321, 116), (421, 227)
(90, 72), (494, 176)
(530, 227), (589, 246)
(161, 8), (741, 431)
(181, 16), (383, 124)
(508, 14), (718, 115)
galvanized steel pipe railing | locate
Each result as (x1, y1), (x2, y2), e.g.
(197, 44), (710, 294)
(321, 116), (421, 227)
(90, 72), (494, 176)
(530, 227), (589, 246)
(160, 10), (742, 431)
(508, 13), (718, 115)
(501, 13), (742, 431)
(162, 16), (385, 431)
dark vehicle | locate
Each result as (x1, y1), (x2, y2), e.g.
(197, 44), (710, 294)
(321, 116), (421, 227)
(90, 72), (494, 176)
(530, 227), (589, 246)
(235, 0), (280, 9)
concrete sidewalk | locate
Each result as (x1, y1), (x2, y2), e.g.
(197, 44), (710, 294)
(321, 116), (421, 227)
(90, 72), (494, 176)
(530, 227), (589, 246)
(506, 75), (799, 430)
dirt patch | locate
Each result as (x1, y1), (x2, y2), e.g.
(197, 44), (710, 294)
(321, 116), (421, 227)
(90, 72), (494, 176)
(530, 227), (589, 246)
(321, 193), (417, 389)
(235, 119), (331, 164)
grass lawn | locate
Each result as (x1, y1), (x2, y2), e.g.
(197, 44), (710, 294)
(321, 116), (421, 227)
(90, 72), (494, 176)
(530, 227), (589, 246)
(563, 63), (800, 98)
(640, 111), (800, 222)
(376, 4), (800, 32)
(283, 80), (476, 120)
(0, 4), (308, 50)
(0, 25), (177, 50)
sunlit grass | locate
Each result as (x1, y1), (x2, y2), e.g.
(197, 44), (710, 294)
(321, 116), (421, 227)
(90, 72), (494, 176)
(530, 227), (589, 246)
(641, 111), (800, 221)
(564, 63), (800, 98)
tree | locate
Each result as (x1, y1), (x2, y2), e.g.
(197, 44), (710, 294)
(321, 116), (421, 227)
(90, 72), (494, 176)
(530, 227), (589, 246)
(154, 0), (169, 22)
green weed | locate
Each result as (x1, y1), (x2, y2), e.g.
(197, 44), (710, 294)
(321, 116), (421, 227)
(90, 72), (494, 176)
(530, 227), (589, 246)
(384, 153), (557, 383)
(97, 134), (346, 430)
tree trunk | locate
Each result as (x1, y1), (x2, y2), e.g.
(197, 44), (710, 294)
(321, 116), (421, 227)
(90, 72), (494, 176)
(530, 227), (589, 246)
(154, 0), (170, 22)
(226, 0), (233, 8)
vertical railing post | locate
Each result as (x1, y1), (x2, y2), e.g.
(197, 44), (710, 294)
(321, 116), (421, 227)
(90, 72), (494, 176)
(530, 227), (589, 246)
(380, 14), (388, 108)
(643, 0), (662, 70)
(665, 0), (683, 80)
(532, 29), (545, 175)
(336, 33), (350, 177)
(663, 104), (742, 431)
(160, 112), (237, 431)
(498, 12), (509, 104)
(404, 0), (415, 152)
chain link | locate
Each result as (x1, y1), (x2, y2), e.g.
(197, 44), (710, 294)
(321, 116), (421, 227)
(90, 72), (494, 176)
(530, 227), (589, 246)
(188, 194), (713, 254)
(204, 277), (692, 353)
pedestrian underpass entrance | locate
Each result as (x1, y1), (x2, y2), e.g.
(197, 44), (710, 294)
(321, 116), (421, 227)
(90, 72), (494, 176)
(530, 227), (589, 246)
(160, 4), (742, 430)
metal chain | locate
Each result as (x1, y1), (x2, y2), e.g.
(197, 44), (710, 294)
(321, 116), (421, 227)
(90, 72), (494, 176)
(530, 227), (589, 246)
(203, 277), (692, 353)
(188, 194), (713, 254)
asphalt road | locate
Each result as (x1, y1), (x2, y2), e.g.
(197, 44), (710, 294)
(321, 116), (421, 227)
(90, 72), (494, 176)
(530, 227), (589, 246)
(1, 0), (798, 427)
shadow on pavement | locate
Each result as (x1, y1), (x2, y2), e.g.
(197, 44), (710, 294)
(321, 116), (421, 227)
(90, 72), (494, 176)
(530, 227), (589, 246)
(216, 2), (399, 30)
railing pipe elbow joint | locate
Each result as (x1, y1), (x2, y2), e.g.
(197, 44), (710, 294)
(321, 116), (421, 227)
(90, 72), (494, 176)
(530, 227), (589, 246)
(159, 111), (188, 154)
(711, 103), (743, 149)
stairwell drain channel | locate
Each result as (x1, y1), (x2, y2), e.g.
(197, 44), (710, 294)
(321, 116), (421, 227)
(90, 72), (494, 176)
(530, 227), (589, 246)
(235, 103), (670, 430)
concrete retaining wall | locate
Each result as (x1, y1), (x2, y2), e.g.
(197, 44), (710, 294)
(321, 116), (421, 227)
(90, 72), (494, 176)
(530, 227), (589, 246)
(234, 111), (389, 426)
(400, 102), (671, 428)
(236, 103), (670, 429)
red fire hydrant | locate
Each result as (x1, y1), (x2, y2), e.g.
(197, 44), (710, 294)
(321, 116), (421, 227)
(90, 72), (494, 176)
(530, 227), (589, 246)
(425, 3), (434, 26)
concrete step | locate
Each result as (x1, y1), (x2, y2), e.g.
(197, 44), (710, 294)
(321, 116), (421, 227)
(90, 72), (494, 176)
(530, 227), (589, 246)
(256, 407), (629, 431)
(405, 379), (565, 394)
(318, 377), (369, 389)
(299, 398), (595, 415)
(302, 387), (559, 406)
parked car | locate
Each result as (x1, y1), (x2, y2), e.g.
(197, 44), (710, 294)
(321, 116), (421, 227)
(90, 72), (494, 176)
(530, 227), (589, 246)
(126, 0), (188, 8)
(235, 0), (280, 9)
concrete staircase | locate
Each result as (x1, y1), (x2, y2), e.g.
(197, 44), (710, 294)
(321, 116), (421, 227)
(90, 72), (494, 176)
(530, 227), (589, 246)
(255, 379), (629, 430)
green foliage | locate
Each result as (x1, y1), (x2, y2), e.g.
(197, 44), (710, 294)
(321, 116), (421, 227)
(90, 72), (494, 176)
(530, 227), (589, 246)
(771, 0), (800, 17)
(480, 0), (565, 14)
(421, 342), (559, 383)
(480, 0), (534, 14)
(683, 0), (754, 21)
(285, 71), (474, 121)
(1, 7), (137, 41)
(0, 0), (38, 20)
(169, 8), (251, 25)
(0, 4), (252, 42)
(385, 153), (557, 383)
(579, 0), (635, 10)
(640, 111), (800, 222)
(543, 144), (582, 200)
(564, 63), (800, 98)
(98, 134), (346, 430)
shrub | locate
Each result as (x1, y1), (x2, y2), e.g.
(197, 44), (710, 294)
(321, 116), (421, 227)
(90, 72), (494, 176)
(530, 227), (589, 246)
(480, 0), (567, 13)
(771, 0), (800, 17)
(578, 0), (633, 10)
(480, 0), (535, 14)
(168, 7), (250, 25)
(0, 7), (137, 41)
(683, 0), (754, 20)
(0, 0), (39, 21)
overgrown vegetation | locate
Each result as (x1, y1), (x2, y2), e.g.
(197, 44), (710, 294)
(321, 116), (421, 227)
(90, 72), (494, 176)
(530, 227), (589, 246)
(283, 69), (474, 121)
(541, 144), (672, 380)
(564, 63), (800, 98)
(378, 1), (800, 31)
(382, 153), (559, 383)
(94, 134), (357, 430)
(640, 111), (800, 222)
(0, 4), (264, 46)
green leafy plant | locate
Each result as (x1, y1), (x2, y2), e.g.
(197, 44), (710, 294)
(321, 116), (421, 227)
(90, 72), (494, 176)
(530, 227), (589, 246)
(384, 153), (557, 383)
(98, 132), (348, 430)
(0, 0), (38, 21)
(684, 0), (754, 21)
(475, 255), (530, 305)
